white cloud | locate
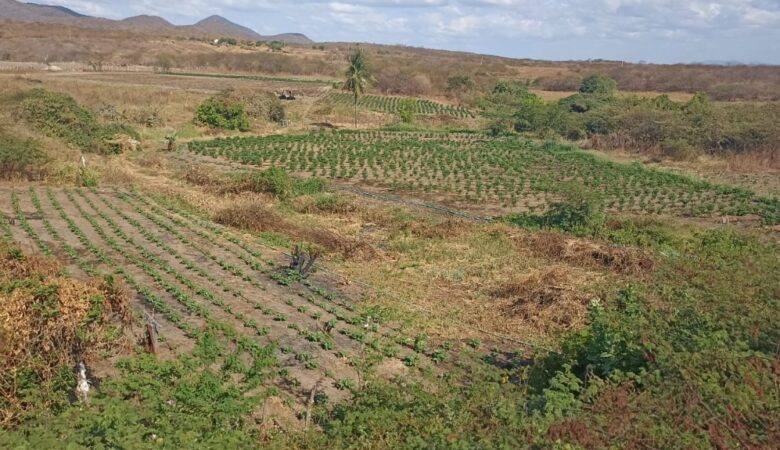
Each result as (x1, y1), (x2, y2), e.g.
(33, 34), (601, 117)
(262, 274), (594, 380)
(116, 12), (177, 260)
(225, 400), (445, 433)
(34, 0), (780, 62)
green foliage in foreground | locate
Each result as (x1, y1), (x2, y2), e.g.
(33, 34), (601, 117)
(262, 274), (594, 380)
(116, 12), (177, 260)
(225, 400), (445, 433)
(505, 183), (604, 233)
(289, 226), (780, 449)
(0, 340), (274, 449)
(18, 89), (139, 154)
(2, 212), (778, 448)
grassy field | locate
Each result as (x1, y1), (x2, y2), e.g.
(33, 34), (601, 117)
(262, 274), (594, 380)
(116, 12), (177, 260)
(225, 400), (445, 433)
(1, 62), (779, 448)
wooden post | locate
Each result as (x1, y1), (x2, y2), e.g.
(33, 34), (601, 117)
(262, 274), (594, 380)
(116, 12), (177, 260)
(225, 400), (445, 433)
(145, 322), (158, 356)
(304, 380), (322, 431)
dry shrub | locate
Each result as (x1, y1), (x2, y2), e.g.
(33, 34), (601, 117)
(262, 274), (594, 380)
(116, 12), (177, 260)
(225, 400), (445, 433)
(408, 218), (472, 239)
(0, 244), (131, 425)
(215, 203), (377, 260)
(493, 268), (589, 330)
(182, 164), (218, 187)
(726, 150), (780, 171)
(214, 202), (287, 232)
(524, 231), (655, 275)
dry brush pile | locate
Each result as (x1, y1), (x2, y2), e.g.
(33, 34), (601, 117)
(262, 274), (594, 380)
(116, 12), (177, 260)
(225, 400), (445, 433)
(0, 242), (131, 425)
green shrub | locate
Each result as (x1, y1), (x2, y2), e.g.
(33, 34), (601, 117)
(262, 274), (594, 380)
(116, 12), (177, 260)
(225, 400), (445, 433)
(18, 89), (139, 154)
(79, 167), (99, 187)
(293, 177), (326, 196)
(505, 183), (601, 233)
(245, 167), (293, 199)
(195, 96), (250, 131)
(19, 89), (98, 150)
(398, 98), (416, 124)
(543, 183), (601, 230)
(216, 37), (238, 46)
(0, 131), (45, 179)
(579, 74), (617, 96)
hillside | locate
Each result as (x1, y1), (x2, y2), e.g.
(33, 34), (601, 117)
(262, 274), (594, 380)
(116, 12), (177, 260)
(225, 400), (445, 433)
(192, 15), (262, 41)
(0, 0), (83, 21)
(25, 2), (85, 18)
(0, 0), (312, 43)
(121, 14), (177, 31)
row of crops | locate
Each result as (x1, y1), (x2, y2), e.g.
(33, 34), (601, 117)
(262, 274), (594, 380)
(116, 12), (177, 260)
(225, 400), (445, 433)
(187, 131), (780, 222)
(2, 187), (493, 405)
(323, 93), (475, 118)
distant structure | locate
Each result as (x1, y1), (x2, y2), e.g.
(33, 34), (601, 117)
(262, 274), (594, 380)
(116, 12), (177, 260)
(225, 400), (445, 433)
(279, 89), (296, 100)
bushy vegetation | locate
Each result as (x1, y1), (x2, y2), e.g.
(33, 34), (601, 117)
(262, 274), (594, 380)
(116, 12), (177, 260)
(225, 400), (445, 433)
(505, 184), (603, 233)
(0, 241), (129, 425)
(397, 98), (416, 123)
(2, 182), (778, 448)
(285, 224), (780, 449)
(0, 130), (45, 179)
(483, 77), (780, 160)
(231, 167), (325, 200)
(0, 350), (278, 447)
(225, 89), (286, 124)
(195, 94), (251, 131)
(17, 89), (139, 154)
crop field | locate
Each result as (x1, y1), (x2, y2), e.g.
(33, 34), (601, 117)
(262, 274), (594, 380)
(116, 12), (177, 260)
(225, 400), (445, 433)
(1, 186), (482, 408)
(187, 131), (780, 222)
(322, 93), (474, 118)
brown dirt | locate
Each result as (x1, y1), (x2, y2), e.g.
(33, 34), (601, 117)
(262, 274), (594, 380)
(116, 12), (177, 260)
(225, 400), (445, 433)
(493, 267), (591, 331)
(522, 230), (656, 276)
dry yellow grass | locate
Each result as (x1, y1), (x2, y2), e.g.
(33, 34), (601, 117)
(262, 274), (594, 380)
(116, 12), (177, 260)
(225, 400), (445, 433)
(531, 89), (695, 102)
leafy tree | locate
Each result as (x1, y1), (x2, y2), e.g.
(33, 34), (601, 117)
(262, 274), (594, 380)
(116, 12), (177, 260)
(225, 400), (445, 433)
(343, 48), (374, 128)
(579, 74), (617, 96)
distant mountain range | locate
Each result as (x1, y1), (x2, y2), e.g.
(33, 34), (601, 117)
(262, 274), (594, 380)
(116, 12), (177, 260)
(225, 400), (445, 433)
(0, 0), (313, 43)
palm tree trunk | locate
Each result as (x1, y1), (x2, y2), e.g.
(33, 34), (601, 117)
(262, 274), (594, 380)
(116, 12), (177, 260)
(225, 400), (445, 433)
(354, 93), (358, 129)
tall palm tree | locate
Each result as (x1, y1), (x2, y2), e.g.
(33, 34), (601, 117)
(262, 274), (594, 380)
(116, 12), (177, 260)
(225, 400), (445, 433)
(343, 48), (373, 128)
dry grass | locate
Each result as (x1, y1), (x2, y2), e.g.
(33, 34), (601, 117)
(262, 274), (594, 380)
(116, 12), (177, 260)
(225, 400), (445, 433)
(0, 243), (132, 425)
(522, 230), (656, 276)
(493, 267), (591, 331)
(531, 89), (695, 102)
(215, 201), (378, 261)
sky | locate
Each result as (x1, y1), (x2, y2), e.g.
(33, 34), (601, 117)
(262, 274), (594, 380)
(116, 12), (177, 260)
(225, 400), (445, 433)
(42, 0), (780, 64)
